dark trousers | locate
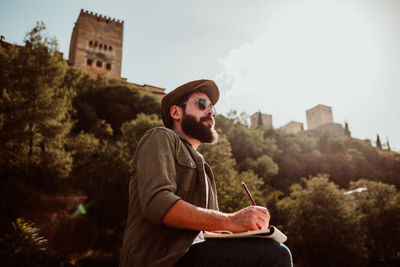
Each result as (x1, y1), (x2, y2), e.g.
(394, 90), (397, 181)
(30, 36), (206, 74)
(175, 238), (292, 267)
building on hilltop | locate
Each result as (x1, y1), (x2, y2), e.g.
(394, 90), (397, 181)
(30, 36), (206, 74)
(68, 9), (124, 79)
(250, 112), (272, 129)
(306, 104), (333, 130)
(280, 121), (304, 134)
(252, 104), (345, 137)
(68, 9), (165, 97)
(306, 104), (345, 137)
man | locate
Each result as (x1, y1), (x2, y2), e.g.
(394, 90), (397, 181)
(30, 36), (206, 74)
(119, 80), (292, 267)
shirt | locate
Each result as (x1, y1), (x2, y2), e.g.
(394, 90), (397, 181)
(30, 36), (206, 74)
(119, 127), (219, 267)
(192, 167), (209, 245)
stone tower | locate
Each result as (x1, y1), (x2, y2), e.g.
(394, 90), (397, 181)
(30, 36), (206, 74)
(68, 9), (123, 79)
(250, 112), (272, 128)
(306, 104), (333, 130)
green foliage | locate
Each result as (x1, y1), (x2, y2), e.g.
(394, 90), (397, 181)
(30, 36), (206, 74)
(119, 113), (163, 162)
(73, 84), (160, 137)
(345, 121), (351, 136)
(243, 154), (278, 182)
(0, 21), (73, 188)
(349, 179), (400, 264)
(225, 110), (249, 126)
(0, 218), (49, 266)
(199, 136), (266, 212)
(376, 134), (382, 150)
(237, 170), (266, 208)
(199, 135), (243, 212)
(278, 175), (368, 266)
(215, 114), (279, 179)
(67, 132), (130, 228)
(386, 137), (391, 151)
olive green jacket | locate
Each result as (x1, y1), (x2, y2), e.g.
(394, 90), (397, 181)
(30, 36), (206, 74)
(119, 127), (219, 267)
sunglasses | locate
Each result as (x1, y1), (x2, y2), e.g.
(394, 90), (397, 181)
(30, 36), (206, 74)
(179, 98), (217, 115)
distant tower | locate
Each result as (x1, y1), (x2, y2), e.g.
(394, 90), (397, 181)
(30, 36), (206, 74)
(250, 112), (272, 129)
(68, 9), (124, 79)
(306, 104), (333, 130)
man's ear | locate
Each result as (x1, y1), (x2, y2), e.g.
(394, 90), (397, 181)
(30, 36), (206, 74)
(170, 105), (182, 121)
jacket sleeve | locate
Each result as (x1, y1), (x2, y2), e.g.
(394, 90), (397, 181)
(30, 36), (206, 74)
(133, 128), (182, 226)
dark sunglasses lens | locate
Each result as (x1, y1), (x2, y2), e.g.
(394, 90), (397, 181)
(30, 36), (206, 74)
(197, 98), (216, 114)
(197, 99), (207, 110)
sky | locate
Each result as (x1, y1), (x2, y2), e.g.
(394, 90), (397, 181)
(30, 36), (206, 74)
(1, 0), (400, 151)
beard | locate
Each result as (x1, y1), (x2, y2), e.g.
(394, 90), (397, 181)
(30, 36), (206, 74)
(181, 113), (218, 144)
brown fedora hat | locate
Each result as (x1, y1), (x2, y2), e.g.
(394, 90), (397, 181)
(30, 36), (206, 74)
(161, 79), (220, 128)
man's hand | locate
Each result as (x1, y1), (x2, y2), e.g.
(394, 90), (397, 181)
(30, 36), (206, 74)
(227, 206), (270, 233)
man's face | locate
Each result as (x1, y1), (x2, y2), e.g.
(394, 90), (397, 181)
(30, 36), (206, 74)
(181, 92), (218, 143)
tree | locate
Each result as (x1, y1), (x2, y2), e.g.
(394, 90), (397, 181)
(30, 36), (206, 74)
(73, 85), (160, 137)
(217, 118), (278, 174)
(376, 134), (382, 150)
(198, 135), (266, 212)
(67, 132), (130, 250)
(278, 175), (367, 266)
(119, 113), (163, 162)
(225, 110), (249, 126)
(0, 21), (73, 187)
(257, 111), (263, 127)
(345, 121), (351, 136)
(243, 154), (278, 183)
(386, 137), (391, 151)
(349, 179), (400, 265)
(0, 218), (52, 267)
(317, 131), (329, 152)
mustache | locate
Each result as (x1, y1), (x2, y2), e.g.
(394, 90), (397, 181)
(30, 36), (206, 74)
(200, 116), (214, 123)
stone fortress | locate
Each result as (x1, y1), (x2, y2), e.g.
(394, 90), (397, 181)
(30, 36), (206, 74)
(68, 9), (166, 97)
(250, 104), (346, 136)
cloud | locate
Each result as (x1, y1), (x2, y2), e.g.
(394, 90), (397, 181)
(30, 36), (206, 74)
(215, 0), (400, 150)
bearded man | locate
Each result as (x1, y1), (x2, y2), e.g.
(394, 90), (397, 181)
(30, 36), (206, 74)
(119, 80), (292, 267)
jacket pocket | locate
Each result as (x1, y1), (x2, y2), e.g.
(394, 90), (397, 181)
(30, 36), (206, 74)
(176, 153), (196, 169)
(175, 144), (197, 196)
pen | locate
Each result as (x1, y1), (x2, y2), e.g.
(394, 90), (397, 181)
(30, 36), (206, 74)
(241, 181), (257, 206)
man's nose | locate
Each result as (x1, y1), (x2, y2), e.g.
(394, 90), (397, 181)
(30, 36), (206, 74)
(207, 106), (215, 117)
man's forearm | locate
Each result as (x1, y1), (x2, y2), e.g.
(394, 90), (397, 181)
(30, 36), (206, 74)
(162, 199), (270, 233)
(162, 200), (230, 231)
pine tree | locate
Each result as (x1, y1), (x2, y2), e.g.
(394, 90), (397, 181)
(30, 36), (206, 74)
(376, 134), (382, 150)
(0, 21), (73, 186)
(257, 111), (263, 127)
(386, 137), (391, 151)
(345, 121), (351, 137)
